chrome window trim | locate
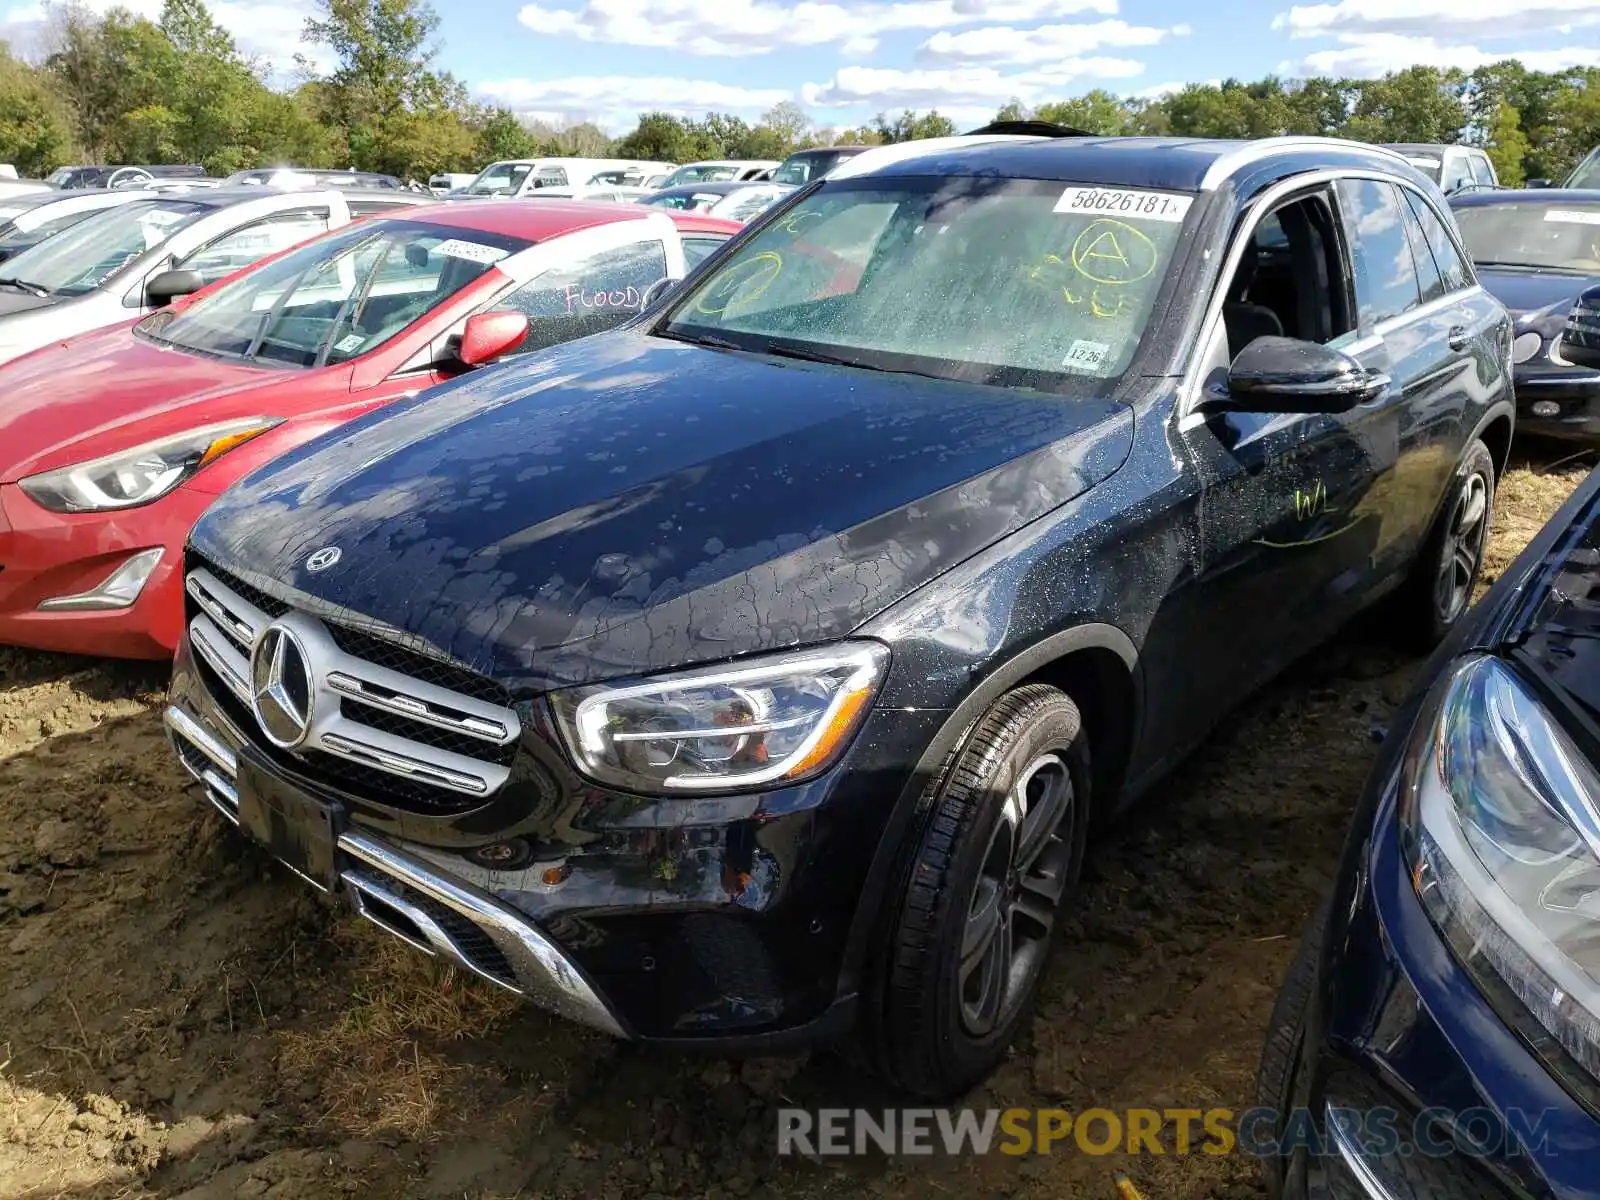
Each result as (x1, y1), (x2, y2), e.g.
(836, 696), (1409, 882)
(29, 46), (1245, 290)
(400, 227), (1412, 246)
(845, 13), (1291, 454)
(1178, 167), (1483, 429)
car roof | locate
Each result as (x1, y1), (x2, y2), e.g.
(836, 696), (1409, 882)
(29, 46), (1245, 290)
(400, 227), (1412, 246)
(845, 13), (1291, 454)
(1384, 143), (1471, 155)
(395, 197), (738, 240)
(844, 135), (1415, 192)
(1452, 187), (1600, 207)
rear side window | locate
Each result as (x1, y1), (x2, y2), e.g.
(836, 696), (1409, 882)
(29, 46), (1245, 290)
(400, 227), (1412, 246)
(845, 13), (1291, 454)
(178, 209), (330, 285)
(1402, 191), (1472, 294)
(1469, 154), (1496, 187)
(1397, 197), (1444, 304)
(1336, 179), (1422, 325)
(494, 238), (668, 353)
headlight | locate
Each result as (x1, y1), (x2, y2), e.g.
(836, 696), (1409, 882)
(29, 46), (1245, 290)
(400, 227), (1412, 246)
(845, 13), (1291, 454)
(18, 418), (281, 513)
(550, 641), (889, 793)
(1512, 331), (1543, 364)
(1401, 654), (1600, 1087)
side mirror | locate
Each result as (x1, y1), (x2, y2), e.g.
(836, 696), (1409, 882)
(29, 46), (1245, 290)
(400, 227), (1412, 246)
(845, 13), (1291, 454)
(145, 269), (205, 307)
(1559, 284), (1600, 370)
(641, 276), (681, 309)
(457, 310), (529, 367)
(1208, 336), (1390, 414)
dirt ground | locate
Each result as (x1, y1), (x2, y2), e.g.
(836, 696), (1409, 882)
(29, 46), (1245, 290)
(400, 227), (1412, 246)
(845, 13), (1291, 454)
(1, 449), (1592, 1200)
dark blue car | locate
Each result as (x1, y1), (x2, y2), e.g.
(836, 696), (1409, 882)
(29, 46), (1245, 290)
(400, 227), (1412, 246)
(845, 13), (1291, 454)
(1453, 189), (1600, 441)
(1258, 448), (1600, 1197)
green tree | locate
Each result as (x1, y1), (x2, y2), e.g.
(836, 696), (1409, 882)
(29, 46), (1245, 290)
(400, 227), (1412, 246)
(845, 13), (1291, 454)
(0, 46), (76, 174)
(474, 107), (538, 162)
(1035, 90), (1131, 134)
(994, 99), (1028, 123)
(1345, 66), (1468, 143)
(872, 110), (955, 142)
(1484, 101), (1529, 185)
(616, 111), (693, 161)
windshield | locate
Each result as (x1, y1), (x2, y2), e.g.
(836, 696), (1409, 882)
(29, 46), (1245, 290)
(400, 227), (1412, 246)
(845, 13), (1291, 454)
(710, 185), (789, 223)
(142, 218), (529, 368)
(465, 162), (533, 196)
(1568, 149), (1600, 189)
(1454, 202), (1600, 273)
(664, 178), (1191, 390)
(664, 164), (738, 187)
(0, 199), (208, 296)
(0, 210), (94, 258)
(642, 190), (721, 211)
(1401, 155), (1443, 183)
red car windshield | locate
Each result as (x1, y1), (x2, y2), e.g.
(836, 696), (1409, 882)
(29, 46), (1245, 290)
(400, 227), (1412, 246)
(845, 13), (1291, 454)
(143, 219), (532, 368)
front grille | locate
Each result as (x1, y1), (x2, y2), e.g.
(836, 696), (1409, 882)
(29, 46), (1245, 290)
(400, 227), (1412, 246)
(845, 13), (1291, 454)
(325, 622), (511, 707)
(183, 560), (521, 817)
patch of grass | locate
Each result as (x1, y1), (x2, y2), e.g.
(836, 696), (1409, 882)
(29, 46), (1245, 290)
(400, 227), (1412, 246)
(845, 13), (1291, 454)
(277, 925), (520, 1140)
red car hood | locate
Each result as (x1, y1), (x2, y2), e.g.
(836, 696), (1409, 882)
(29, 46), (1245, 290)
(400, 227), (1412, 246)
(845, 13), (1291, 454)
(0, 322), (318, 483)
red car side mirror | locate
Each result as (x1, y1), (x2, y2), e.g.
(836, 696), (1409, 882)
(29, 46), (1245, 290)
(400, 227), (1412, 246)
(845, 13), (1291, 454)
(458, 311), (529, 367)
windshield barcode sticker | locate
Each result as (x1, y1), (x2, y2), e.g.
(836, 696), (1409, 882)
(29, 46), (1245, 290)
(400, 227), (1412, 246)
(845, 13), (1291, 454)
(1055, 187), (1193, 223)
(1545, 209), (1600, 226)
(335, 333), (366, 353)
(1063, 340), (1113, 372)
(434, 239), (509, 264)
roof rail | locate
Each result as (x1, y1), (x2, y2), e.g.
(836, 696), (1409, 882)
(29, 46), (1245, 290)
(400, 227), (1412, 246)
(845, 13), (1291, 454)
(1199, 136), (1412, 191)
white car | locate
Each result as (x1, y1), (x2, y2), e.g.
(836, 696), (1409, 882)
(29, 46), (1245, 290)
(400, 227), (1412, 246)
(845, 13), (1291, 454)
(0, 189), (155, 262)
(660, 160), (779, 187)
(0, 187), (355, 367)
(455, 158), (675, 199)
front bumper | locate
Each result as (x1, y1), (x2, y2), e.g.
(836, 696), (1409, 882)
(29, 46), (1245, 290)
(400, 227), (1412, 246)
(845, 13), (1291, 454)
(1513, 365), (1600, 441)
(0, 482), (208, 658)
(165, 704), (626, 1035)
(1283, 756), (1600, 1199)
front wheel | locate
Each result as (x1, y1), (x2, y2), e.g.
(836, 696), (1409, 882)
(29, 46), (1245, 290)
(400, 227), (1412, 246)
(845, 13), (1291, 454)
(869, 684), (1091, 1099)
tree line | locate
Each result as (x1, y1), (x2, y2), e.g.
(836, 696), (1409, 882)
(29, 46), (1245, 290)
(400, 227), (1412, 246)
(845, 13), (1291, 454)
(2, 0), (1598, 186)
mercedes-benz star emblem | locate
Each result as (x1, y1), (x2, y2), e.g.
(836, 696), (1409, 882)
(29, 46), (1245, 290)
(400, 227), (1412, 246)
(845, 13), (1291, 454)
(250, 624), (314, 748)
(305, 546), (342, 573)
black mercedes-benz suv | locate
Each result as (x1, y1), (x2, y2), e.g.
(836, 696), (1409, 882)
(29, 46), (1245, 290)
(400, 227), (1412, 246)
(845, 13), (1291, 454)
(166, 134), (1515, 1098)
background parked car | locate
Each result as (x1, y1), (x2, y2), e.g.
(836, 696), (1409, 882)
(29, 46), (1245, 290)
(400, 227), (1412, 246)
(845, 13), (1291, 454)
(1452, 188), (1600, 440)
(0, 187), (358, 366)
(0, 188), (154, 263)
(659, 159), (779, 187)
(454, 158), (675, 198)
(47, 164), (208, 189)
(222, 167), (409, 191)
(770, 144), (872, 185)
(0, 202), (739, 659)
(1383, 143), (1498, 195)
(639, 180), (794, 222)
(429, 172), (475, 195)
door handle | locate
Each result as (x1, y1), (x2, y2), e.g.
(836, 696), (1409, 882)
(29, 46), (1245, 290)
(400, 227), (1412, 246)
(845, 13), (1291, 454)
(1448, 326), (1470, 351)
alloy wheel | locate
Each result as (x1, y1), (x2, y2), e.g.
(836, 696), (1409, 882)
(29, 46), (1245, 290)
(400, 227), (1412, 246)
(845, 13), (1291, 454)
(1435, 470), (1490, 625)
(958, 751), (1077, 1036)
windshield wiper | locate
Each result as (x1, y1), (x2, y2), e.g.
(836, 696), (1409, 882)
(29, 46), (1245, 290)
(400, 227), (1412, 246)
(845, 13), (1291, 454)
(659, 329), (745, 352)
(0, 277), (51, 297)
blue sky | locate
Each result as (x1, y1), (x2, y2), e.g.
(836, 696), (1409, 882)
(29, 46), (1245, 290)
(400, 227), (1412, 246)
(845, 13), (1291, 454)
(5, 0), (1600, 134)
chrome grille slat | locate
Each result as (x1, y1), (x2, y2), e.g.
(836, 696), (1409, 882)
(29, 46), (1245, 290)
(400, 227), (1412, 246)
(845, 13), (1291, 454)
(183, 564), (518, 804)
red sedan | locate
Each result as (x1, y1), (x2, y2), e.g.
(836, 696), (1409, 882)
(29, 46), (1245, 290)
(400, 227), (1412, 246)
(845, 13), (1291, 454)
(0, 200), (739, 658)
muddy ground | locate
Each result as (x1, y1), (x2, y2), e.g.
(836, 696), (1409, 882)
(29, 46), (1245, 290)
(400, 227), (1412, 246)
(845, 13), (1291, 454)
(0, 450), (1592, 1200)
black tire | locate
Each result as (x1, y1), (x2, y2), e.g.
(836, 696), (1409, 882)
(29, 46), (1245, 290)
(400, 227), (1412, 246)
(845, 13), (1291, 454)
(1396, 439), (1496, 649)
(1256, 902), (1327, 1200)
(870, 684), (1091, 1099)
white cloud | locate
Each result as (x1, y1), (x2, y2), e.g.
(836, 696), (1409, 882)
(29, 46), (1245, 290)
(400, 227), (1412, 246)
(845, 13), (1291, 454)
(1284, 32), (1600, 76)
(476, 75), (793, 131)
(802, 60), (1147, 111)
(917, 18), (1185, 66)
(1273, 0), (1600, 39)
(517, 0), (1119, 56)
(1132, 79), (1192, 99)
(3, 0), (329, 75)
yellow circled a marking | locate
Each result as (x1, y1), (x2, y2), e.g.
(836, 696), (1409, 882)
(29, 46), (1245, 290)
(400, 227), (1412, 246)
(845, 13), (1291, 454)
(1070, 219), (1157, 285)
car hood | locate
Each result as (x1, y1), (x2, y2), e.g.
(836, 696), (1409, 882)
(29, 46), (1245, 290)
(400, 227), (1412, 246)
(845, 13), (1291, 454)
(0, 324), (288, 481)
(1477, 267), (1597, 325)
(193, 333), (1135, 692)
